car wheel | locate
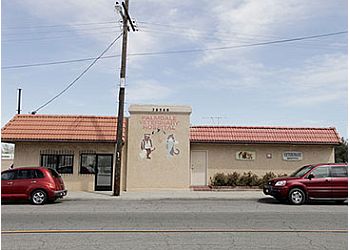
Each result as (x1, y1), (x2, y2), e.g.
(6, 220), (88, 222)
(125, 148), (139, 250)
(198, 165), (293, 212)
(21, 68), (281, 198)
(288, 188), (305, 205)
(31, 190), (47, 205)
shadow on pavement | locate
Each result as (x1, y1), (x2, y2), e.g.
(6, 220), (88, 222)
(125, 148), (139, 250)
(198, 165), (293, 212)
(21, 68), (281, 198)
(257, 197), (287, 205)
(1, 200), (63, 206)
(257, 197), (348, 206)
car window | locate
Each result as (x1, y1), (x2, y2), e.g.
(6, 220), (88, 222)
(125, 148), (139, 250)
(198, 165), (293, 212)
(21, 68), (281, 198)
(290, 165), (314, 177)
(34, 170), (45, 178)
(16, 169), (35, 179)
(331, 166), (348, 178)
(310, 166), (331, 178)
(1, 171), (15, 180)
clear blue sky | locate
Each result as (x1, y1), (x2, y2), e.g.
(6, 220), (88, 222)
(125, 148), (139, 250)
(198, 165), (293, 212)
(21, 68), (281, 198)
(2, 0), (348, 138)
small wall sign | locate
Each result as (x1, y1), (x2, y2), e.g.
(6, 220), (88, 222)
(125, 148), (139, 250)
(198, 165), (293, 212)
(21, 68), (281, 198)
(236, 151), (256, 161)
(283, 151), (303, 161)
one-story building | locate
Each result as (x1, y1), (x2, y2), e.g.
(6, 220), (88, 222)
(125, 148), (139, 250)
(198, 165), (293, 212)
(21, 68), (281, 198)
(1, 104), (341, 191)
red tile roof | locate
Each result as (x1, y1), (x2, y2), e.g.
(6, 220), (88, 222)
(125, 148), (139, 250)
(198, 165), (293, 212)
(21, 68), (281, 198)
(1, 115), (126, 143)
(190, 126), (341, 145)
(2, 115), (341, 145)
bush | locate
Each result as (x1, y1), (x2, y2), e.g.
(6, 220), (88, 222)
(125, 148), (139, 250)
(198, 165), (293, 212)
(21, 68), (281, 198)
(211, 173), (227, 186)
(236, 171), (261, 186)
(226, 172), (240, 186)
(211, 171), (288, 188)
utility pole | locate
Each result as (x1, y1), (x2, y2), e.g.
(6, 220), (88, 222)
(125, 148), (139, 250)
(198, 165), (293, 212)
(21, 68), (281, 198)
(17, 88), (22, 114)
(113, 0), (136, 196)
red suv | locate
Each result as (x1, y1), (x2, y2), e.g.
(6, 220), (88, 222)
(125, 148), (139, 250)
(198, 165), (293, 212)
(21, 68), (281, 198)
(263, 163), (348, 205)
(1, 167), (67, 205)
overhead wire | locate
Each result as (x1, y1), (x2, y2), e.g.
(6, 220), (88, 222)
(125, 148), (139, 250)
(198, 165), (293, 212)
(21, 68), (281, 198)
(3, 21), (118, 30)
(31, 32), (123, 114)
(3, 30), (347, 70)
(138, 27), (346, 51)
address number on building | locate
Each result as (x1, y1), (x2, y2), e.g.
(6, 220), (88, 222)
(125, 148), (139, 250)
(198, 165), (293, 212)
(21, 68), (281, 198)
(283, 151), (303, 161)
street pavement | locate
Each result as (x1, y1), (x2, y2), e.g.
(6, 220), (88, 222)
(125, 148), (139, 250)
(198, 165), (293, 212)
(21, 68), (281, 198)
(1, 191), (347, 250)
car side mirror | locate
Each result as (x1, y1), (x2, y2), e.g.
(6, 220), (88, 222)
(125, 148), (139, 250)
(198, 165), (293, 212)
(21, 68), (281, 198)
(307, 173), (315, 180)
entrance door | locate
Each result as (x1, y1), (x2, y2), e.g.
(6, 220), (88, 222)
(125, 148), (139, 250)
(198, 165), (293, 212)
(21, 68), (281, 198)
(95, 155), (113, 191)
(190, 151), (207, 186)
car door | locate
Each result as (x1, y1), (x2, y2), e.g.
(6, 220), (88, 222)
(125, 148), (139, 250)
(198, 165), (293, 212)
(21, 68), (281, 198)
(1, 170), (16, 198)
(12, 169), (35, 199)
(304, 166), (332, 198)
(330, 165), (348, 199)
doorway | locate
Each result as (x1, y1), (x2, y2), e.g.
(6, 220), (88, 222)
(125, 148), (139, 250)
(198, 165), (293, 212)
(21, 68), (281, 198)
(190, 151), (207, 186)
(95, 154), (113, 191)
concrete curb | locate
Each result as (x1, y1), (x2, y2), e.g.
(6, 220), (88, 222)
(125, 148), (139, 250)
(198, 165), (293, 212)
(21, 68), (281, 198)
(64, 190), (266, 201)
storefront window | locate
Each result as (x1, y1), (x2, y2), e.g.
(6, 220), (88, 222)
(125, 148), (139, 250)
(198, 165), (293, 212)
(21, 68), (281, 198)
(80, 154), (96, 174)
(41, 154), (74, 174)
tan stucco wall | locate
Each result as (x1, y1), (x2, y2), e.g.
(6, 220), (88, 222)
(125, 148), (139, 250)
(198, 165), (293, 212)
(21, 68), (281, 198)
(190, 143), (335, 184)
(126, 104), (192, 191)
(12, 141), (123, 192)
(1, 159), (14, 171)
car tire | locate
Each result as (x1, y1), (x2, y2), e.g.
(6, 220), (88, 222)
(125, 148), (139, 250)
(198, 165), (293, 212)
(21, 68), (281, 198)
(335, 200), (346, 204)
(288, 188), (305, 205)
(31, 190), (47, 205)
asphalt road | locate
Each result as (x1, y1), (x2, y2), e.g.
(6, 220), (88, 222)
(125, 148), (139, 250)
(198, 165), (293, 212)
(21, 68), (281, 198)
(1, 197), (347, 250)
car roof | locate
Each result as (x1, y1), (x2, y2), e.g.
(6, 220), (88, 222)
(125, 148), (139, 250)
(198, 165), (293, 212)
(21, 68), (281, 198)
(2, 167), (48, 172)
(312, 163), (347, 167)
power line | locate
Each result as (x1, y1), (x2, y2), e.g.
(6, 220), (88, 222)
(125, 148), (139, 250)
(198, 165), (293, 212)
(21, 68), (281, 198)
(3, 21), (118, 30)
(2, 29), (119, 43)
(3, 25), (119, 37)
(3, 30), (347, 70)
(31, 32), (123, 114)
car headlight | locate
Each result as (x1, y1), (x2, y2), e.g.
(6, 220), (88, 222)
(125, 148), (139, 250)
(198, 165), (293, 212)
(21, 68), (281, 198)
(275, 180), (286, 186)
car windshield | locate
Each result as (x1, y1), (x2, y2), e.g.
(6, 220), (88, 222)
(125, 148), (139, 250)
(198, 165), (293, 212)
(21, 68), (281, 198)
(290, 165), (314, 177)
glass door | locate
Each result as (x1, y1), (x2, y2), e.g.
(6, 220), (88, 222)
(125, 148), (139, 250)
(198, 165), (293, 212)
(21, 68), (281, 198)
(95, 154), (113, 191)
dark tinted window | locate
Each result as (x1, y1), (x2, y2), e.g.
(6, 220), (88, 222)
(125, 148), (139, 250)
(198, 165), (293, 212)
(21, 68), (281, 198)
(1, 171), (15, 180)
(16, 169), (35, 179)
(34, 170), (45, 178)
(311, 166), (331, 178)
(80, 154), (96, 174)
(331, 166), (348, 177)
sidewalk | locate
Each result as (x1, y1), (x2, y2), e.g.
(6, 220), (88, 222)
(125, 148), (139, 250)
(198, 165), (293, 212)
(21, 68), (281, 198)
(65, 190), (265, 201)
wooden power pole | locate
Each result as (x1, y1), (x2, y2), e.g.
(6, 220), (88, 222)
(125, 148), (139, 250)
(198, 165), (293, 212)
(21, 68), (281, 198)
(113, 0), (136, 196)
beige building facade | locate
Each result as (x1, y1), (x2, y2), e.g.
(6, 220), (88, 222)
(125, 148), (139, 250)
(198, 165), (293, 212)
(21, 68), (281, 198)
(190, 143), (335, 186)
(12, 141), (126, 192)
(126, 105), (192, 191)
(1, 105), (341, 192)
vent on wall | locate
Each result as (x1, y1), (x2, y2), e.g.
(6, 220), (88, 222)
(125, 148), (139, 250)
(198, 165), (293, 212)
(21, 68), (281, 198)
(152, 107), (170, 112)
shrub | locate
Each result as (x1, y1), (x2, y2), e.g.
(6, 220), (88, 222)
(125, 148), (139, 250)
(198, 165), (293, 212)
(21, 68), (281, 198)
(211, 173), (227, 186)
(211, 171), (288, 188)
(226, 172), (240, 186)
(235, 171), (262, 186)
